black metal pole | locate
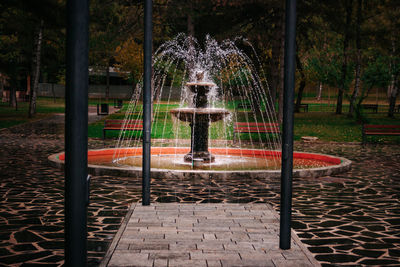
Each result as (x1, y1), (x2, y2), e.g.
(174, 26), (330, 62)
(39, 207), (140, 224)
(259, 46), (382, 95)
(65, 0), (89, 265)
(142, 0), (152, 206)
(280, 0), (297, 250)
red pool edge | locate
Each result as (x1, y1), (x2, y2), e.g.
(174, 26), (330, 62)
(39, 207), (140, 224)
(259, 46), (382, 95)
(50, 147), (350, 179)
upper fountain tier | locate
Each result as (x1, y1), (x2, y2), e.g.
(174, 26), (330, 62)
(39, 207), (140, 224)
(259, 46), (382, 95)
(170, 75), (229, 122)
(185, 71), (217, 108)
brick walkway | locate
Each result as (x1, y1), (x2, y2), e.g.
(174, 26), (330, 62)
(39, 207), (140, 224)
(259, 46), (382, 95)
(101, 203), (319, 267)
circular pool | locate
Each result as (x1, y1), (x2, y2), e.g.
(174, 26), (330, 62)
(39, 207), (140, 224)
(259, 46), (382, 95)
(49, 147), (351, 179)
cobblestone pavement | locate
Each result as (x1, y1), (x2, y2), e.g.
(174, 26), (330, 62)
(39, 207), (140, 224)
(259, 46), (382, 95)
(102, 203), (319, 267)
(0, 115), (399, 266)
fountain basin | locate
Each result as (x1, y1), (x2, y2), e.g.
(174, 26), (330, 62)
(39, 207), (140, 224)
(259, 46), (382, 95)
(49, 147), (351, 179)
(170, 108), (230, 123)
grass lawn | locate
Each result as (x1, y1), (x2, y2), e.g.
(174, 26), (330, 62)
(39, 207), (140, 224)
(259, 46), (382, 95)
(89, 103), (400, 143)
(294, 112), (360, 142)
(0, 97), (65, 129)
(1, 97), (399, 144)
(294, 111), (400, 143)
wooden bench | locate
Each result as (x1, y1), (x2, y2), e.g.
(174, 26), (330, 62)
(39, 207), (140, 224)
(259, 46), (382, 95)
(103, 119), (143, 139)
(233, 122), (280, 142)
(361, 104), (378, 113)
(362, 124), (400, 144)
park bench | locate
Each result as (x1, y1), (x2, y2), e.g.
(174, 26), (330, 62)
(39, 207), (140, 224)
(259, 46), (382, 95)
(233, 122), (280, 142)
(103, 119), (143, 139)
(361, 104), (378, 113)
(362, 124), (400, 144)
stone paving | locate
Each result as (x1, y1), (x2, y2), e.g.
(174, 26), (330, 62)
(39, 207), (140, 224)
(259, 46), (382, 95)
(0, 115), (399, 266)
(101, 203), (318, 267)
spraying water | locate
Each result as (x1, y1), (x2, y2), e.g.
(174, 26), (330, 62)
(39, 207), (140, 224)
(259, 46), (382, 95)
(113, 34), (282, 170)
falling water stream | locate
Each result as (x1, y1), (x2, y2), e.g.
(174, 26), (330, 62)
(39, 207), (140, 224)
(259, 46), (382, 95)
(113, 34), (284, 170)
(48, 34), (351, 186)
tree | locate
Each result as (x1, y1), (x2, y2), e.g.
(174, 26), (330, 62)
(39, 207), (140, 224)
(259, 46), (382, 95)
(90, 0), (131, 100)
(381, 1), (400, 117)
(348, 0), (363, 118)
(18, 0), (64, 117)
(114, 37), (143, 90)
(0, 0), (64, 115)
(162, 0), (286, 108)
(305, 41), (354, 100)
(28, 19), (44, 117)
(362, 0), (400, 117)
(294, 0), (325, 112)
(0, 2), (31, 110)
(0, 32), (19, 109)
(294, 55), (306, 113)
(354, 53), (391, 121)
(336, 0), (354, 114)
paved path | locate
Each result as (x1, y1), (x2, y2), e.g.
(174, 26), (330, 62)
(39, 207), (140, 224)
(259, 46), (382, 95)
(101, 203), (319, 267)
(0, 114), (399, 266)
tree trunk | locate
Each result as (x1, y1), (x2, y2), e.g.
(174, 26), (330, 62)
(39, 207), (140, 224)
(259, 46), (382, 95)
(106, 63), (110, 101)
(26, 75), (31, 97)
(278, 57), (284, 122)
(336, 0), (353, 115)
(348, 0), (362, 118)
(0, 75), (6, 103)
(316, 83), (322, 100)
(269, 7), (284, 108)
(388, 78), (398, 117)
(355, 84), (374, 122)
(52, 83), (56, 103)
(295, 55), (306, 113)
(387, 34), (398, 117)
(132, 80), (136, 99)
(10, 87), (17, 110)
(0, 79), (3, 97)
(29, 19), (44, 118)
(336, 89), (344, 114)
(278, 8), (285, 123)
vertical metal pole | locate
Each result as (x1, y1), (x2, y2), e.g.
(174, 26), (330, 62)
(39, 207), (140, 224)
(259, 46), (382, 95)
(280, 0), (297, 250)
(142, 0), (152, 206)
(65, 0), (89, 265)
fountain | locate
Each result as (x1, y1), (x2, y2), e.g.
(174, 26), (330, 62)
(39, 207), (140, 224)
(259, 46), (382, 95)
(170, 71), (229, 163)
(49, 34), (351, 178)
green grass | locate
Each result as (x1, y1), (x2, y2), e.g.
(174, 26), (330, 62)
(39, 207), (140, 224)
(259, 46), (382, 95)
(2, 97), (399, 144)
(293, 112), (360, 142)
(0, 97), (65, 129)
(294, 112), (400, 143)
(89, 102), (400, 143)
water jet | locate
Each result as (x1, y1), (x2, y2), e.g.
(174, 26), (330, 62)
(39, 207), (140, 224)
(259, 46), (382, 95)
(49, 34), (351, 179)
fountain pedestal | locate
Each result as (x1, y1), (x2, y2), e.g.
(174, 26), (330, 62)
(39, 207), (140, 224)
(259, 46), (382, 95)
(170, 77), (229, 164)
(185, 120), (214, 163)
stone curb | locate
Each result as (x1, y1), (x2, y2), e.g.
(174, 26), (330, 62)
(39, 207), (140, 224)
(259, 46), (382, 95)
(99, 202), (138, 267)
(48, 149), (352, 179)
